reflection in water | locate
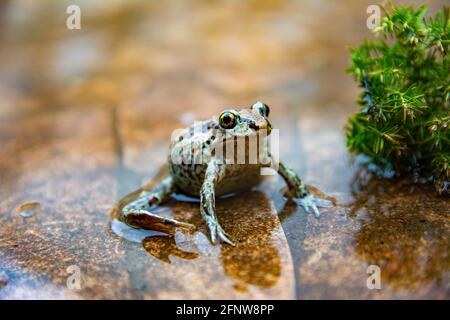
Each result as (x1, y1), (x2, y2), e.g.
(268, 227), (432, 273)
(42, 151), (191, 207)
(349, 169), (449, 290)
(112, 186), (283, 290)
(143, 236), (198, 264)
(218, 191), (281, 290)
(220, 233), (281, 290)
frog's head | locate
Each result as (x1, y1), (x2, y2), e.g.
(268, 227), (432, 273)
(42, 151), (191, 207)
(216, 102), (272, 138)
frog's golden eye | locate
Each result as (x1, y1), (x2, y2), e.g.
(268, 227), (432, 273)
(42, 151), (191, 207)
(219, 111), (237, 129)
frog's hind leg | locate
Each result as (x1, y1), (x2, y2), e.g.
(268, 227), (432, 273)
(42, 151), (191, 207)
(121, 176), (194, 234)
(277, 161), (332, 218)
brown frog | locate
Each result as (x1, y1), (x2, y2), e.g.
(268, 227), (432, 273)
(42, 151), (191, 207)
(121, 102), (332, 245)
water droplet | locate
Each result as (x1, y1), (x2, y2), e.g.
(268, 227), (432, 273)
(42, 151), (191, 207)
(16, 201), (41, 218)
(20, 210), (33, 218)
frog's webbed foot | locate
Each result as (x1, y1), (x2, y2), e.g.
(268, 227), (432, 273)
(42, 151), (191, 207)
(293, 194), (332, 218)
(276, 161), (333, 218)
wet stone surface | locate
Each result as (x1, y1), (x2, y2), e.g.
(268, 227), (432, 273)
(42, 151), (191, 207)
(0, 0), (448, 299)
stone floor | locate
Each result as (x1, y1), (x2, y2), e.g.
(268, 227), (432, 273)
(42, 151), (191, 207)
(0, 0), (448, 299)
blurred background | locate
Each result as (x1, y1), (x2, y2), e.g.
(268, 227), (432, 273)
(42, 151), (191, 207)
(0, 0), (448, 299)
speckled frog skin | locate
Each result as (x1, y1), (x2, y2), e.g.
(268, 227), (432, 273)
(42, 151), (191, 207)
(121, 102), (332, 245)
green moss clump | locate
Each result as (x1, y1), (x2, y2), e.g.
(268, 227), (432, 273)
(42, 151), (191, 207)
(346, 2), (449, 194)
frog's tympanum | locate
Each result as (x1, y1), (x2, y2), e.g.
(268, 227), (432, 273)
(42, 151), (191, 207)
(121, 102), (332, 245)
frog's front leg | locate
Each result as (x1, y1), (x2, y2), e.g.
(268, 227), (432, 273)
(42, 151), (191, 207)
(121, 176), (194, 234)
(277, 162), (332, 217)
(200, 160), (234, 246)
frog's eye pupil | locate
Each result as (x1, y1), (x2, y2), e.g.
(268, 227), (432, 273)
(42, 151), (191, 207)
(219, 112), (236, 129)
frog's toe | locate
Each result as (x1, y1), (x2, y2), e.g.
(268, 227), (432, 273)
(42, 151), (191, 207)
(209, 228), (217, 245)
(293, 195), (333, 218)
(217, 226), (235, 246)
(206, 221), (235, 246)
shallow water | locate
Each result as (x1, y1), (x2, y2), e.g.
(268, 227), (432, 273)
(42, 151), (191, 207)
(0, 0), (448, 299)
